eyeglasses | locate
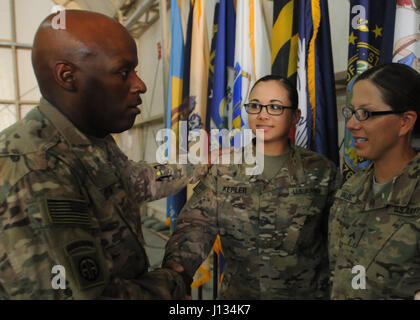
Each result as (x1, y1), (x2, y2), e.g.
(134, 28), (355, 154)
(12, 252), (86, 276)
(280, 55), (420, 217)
(243, 103), (297, 116)
(342, 106), (406, 121)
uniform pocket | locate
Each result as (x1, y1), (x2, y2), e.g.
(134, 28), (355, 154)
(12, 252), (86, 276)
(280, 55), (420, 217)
(276, 187), (327, 253)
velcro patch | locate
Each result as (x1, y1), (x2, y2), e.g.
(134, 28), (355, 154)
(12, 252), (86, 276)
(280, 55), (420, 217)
(221, 186), (247, 194)
(193, 181), (207, 195)
(43, 198), (92, 226)
(65, 240), (105, 291)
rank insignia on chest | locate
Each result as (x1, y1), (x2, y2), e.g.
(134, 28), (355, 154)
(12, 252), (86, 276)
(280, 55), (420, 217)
(345, 229), (365, 248)
(222, 186), (247, 194)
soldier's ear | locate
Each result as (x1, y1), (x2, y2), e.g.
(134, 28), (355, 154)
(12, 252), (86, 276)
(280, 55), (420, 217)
(54, 61), (77, 91)
(399, 110), (417, 137)
(292, 108), (301, 126)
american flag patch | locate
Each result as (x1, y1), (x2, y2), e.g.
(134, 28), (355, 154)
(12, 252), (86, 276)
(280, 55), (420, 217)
(44, 198), (91, 226)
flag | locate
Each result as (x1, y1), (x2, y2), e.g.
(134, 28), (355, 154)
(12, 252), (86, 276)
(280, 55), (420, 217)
(393, 0), (420, 72)
(165, 0), (187, 231)
(342, 0), (396, 181)
(207, 0), (236, 150)
(272, 0), (299, 142)
(294, 0), (338, 165)
(271, 0), (299, 85)
(311, 0), (339, 165)
(212, 235), (226, 285)
(188, 0), (211, 289)
(205, 0), (235, 290)
(232, 0), (271, 147)
(188, 0), (209, 135)
(295, 0), (311, 150)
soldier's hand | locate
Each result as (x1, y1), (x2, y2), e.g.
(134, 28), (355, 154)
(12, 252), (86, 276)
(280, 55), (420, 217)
(164, 260), (192, 299)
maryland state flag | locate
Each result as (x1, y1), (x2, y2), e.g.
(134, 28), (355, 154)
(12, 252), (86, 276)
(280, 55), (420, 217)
(271, 0), (299, 85)
(342, 0), (396, 181)
(271, 0), (299, 142)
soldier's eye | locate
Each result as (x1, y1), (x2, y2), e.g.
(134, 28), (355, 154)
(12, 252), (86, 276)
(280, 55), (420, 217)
(357, 109), (369, 119)
(120, 70), (129, 80)
(270, 104), (282, 110)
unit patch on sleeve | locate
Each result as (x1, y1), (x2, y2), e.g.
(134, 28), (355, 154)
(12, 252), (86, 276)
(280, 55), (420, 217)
(65, 240), (105, 290)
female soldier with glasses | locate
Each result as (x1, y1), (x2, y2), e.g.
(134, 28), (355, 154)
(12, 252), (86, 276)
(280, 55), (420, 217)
(329, 63), (420, 299)
(164, 75), (339, 299)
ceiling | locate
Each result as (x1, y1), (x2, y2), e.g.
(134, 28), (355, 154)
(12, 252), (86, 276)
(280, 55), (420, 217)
(52, 0), (169, 38)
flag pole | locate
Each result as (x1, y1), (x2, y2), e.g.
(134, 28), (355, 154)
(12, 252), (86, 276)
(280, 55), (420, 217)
(160, 0), (170, 117)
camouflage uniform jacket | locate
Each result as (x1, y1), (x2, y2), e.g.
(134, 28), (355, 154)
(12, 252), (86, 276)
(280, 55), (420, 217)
(164, 145), (339, 299)
(0, 98), (207, 299)
(329, 152), (420, 299)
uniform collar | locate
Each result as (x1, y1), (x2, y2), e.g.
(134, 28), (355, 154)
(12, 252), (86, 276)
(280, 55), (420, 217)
(388, 152), (420, 206)
(39, 97), (99, 147)
(246, 141), (305, 185)
(343, 153), (420, 208)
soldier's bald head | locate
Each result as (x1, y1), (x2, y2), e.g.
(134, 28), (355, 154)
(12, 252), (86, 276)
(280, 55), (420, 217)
(30, 10), (146, 137)
(32, 10), (135, 102)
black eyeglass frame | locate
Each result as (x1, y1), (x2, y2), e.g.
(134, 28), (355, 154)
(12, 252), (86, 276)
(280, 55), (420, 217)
(243, 103), (297, 115)
(342, 106), (407, 121)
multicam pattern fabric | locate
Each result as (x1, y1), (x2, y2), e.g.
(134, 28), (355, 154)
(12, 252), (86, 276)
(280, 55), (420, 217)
(0, 98), (207, 299)
(329, 152), (420, 299)
(164, 145), (339, 299)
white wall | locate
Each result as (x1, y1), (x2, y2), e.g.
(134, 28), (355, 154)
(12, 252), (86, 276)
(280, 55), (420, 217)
(328, 0), (350, 73)
(0, 0), (56, 132)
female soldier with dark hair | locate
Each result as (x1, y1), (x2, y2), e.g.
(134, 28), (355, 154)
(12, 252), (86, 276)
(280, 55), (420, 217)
(164, 75), (339, 299)
(329, 63), (420, 299)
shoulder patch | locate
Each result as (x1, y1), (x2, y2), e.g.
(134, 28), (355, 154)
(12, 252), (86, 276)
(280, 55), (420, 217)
(42, 198), (92, 226)
(193, 181), (207, 196)
(65, 239), (105, 290)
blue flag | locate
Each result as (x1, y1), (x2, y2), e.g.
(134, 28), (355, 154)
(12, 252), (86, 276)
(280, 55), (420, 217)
(313, 0), (339, 165)
(205, 0), (235, 289)
(342, 0), (396, 181)
(295, 0), (338, 165)
(207, 0), (236, 151)
(166, 0), (187, 231)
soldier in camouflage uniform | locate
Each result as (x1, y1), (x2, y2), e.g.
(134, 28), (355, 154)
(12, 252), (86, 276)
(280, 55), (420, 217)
(329, 63), (420, 299)
(164, 76), (339, 299)
(0, 11), (208, 299)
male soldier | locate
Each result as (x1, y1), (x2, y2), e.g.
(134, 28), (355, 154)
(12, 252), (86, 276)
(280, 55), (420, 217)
(0, 10), (206, 299)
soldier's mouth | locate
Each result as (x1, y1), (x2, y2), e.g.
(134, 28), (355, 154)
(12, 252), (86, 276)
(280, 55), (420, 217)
(256, 125), (273, 131)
